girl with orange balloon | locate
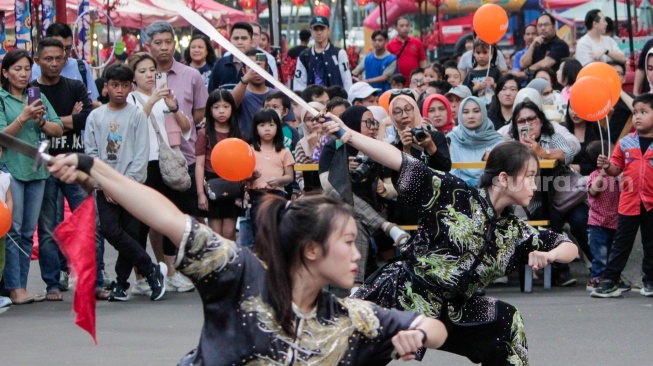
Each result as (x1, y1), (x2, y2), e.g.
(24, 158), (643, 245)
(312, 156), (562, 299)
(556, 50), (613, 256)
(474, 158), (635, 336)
(196, 90), (245, 240)
(246, 109), (295, 244)
(0, 145), (13, 309)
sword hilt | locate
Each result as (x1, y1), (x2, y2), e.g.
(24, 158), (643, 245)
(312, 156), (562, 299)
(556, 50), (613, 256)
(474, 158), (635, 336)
(33, 141), (53, 171)
(311, 109), (346, 139)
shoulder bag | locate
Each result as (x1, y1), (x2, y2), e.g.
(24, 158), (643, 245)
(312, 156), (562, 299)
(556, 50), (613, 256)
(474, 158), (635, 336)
(133, 93), (191, 192)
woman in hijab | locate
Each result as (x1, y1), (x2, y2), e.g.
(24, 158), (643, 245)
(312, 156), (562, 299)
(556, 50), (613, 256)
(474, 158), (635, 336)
(422, 93), (454, 136)
(448, 96), (504, 187)
(294, 101), (326, 164)
(527, 78), (565, 123)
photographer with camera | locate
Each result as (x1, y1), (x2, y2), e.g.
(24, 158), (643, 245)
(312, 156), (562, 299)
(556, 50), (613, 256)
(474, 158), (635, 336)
(383, 93), (452, 221)
(319, 106), (403, 284)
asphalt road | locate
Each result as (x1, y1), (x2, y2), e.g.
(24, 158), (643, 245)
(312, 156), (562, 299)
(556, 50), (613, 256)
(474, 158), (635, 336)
(1, 244), (651, 366)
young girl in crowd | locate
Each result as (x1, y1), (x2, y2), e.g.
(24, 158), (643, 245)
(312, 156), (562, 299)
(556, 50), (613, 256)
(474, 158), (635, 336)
(585, 140), (622, 291)
(463, 40), (502, 104)
(321, 115), (577, 365)
(247, 109), (295, 240)
(556, 58), (582, 102)
(443, 61), (462, 87)
(195, 89), (243, 240)
(422, 93), (454, 135)
(0, 145), (13, 310)
(424, 63), (442, 83)
(47, 154), (447, 365)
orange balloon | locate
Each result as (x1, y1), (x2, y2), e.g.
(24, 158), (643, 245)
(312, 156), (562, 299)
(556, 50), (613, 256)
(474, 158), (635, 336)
(570, 77), (612, 121)
(0, 200), (11, 237)
(577, 62), (622, 107)
(210, 138), (257, 182)
(378, 90), (392, 112)
(473, 4), (509, 44)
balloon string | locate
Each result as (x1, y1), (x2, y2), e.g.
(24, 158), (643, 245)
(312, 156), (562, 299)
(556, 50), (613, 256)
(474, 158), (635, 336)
(598, 120), (605, 157)
(606, 115), (611, 157)
(486, 45), (492, 80)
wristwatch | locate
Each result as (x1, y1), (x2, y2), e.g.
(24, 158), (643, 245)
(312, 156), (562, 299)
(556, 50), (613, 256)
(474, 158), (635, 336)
(605, 49), (609, 55)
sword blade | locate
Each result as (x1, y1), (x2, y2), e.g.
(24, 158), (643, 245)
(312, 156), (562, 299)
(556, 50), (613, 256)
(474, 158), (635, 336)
(0, 132), (52, 166)
(158, 0), (321, 117)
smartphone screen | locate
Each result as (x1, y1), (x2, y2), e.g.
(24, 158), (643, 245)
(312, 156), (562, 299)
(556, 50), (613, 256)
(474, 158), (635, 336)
(27, 87), (41, 105)
(520, 125), (530, 139)
(155, 72), (168, 89)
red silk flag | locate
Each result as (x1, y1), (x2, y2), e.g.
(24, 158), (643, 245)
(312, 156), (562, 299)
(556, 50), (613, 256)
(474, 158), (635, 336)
(54, 195), (97, 344)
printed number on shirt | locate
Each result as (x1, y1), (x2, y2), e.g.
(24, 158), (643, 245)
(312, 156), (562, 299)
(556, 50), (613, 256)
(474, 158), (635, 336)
(342, 62), (348, 72)
(295, 69), (302, 79)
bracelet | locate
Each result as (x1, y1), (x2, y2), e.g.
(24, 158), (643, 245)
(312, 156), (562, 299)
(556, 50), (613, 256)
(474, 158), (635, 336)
(168, 101), (179, 113)
(240, 77), (249, 85)
(416, 328), (428, 345)
(39, 119), (46, 128)
(15, 116), (24, 127)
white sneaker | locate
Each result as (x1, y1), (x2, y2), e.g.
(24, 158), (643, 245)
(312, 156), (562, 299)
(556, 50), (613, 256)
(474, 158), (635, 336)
(0, 296), (12, 308)
(492, 276), (509, 284)
(165, 273), (195, 293)
(131, 278), (152, 296)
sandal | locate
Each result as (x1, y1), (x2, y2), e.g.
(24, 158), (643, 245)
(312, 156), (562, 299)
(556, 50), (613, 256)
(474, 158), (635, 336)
(33, 294), (46, 302)
(46, 289), (64, 301)
(11, 295), (35, 305)
(95, 287), (110, 300)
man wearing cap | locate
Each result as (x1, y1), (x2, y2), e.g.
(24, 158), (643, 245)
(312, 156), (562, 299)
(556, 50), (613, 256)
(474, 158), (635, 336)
(293, 16), (353, 92)
(445, 85), (472, 127)
(386, 16), (427, 81)
(348, 82), (380, 106)
(352, 30), (397, 92)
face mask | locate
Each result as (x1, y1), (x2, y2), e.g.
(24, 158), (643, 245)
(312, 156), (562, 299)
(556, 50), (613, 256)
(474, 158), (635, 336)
(542, 94), (554, 105)
(274, 109), (283, 119)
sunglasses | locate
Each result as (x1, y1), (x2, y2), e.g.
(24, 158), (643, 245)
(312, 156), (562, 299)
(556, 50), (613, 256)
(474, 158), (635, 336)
(389, 88), (415, 103)
(516, 115), (538, 125)
(362, 118), (379, 129)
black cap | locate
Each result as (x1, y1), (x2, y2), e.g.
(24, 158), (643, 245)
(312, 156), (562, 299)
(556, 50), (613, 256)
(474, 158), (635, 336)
(310, 16), (329, 28)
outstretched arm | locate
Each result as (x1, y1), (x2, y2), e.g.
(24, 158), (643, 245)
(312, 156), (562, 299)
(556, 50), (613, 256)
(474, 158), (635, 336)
(323, 114), (403, 171)
(392, 317), (447, 361)
(48, 154), (187, 245)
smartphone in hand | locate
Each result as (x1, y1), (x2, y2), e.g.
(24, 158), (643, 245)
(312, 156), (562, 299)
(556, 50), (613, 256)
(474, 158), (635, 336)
(520, 125), (530, 140)
(27, 87), (41, 105)
(155, 72), (168, 89)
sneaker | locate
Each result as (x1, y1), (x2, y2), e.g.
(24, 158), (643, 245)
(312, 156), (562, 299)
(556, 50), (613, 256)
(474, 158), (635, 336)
(586, 278), (601, 292)
(618, 277), (632, 293)
(554, 271), (577, 287)
(0, 296), (12, 308)
(145, 262), (167, 301)
(591, 279), (622, 298)
(60, 271), (70, 291)
(131, 278), (152, 297)
(165, 273), (194, 293)
(108, 281), (130, 302)
(640, 282), (653, 297)
(492, 276), (509, 285)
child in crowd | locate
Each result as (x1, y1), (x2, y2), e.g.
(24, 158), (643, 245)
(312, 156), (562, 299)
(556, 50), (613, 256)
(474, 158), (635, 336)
(556, 58), (582, 102)
(84, 63), (166, 302)
(326, 97), (351, 117)
(423, 62), (442, 83)
(0, 145), (13, 310)
(443, 61), (462, 87)
(593, 94), (653, 298)
(409, 68), (426, 93)
(196, 89), (244, 240)
(263, 92), (300, 154)
(389, 74), (406, 90)
(463, 40), (501, 105)
(585, 140), (622, 291)
(246, 109), (295, 244)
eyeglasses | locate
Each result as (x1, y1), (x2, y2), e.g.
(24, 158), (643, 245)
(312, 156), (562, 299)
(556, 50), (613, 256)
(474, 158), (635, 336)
(411, 78), (424, 86)
(516, 115), (538, 125)
(537, 23), (552, 28)
(362, 118), (379, 129)
(392, 105), (414, 117)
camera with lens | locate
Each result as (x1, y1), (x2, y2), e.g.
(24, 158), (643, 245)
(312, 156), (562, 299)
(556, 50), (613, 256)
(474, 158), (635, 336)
(351, 156), (377, 183)
(411, 127), (428, 142)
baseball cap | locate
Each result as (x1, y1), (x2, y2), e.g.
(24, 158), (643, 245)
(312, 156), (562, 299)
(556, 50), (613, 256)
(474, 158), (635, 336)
(445, 85), (472, 99)
(310, 16), (330, 28)
(348, 82), (381, 104)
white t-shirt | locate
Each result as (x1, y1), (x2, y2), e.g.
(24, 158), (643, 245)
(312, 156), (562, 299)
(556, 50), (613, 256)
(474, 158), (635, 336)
(575, 34), (623, 66)
(0, 172), (11, 203)
(127, 91), (191, 161)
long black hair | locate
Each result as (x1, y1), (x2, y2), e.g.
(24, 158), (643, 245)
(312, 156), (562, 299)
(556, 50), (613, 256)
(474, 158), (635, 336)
(563, 104), (603, 143)
(254, 194), (353, 336)
(251, 108), (285, 152)
(488, 74), (520, 129)
(479, 141), (539, 189)
(510, 101), (555, 141)
(1, 49), (32, 92)
(205, 89), (242, 147)
(559, 58), (582, 87)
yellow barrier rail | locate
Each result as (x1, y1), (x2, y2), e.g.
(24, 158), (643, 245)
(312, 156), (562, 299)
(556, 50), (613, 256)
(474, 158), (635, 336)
(295, 160), (557, 172)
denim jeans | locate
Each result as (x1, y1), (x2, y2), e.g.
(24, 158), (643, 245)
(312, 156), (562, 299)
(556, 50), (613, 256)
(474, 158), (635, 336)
(38, 176), (106, 291)
(588, 225), (616, 280)
(3, 177), (46, 290)
(237, 209), (254, 249)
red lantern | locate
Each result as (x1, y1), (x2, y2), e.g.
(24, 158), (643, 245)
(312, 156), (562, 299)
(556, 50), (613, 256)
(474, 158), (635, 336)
(355, 0), (369, 6)
(314, 3), (331, 17)
(291, 0), (306, 6)
(238, 0), (256, 10)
